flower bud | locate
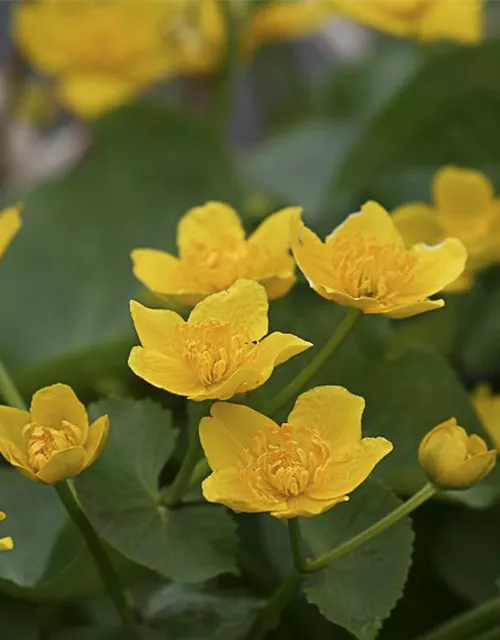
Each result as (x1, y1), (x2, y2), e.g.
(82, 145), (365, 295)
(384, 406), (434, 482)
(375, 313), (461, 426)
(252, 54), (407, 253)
(418, 418), (496, 490)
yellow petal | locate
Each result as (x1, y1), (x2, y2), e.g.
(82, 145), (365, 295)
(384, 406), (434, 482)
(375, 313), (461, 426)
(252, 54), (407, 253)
(271, 494), (347, 519)
(329, 201), (404, 246)
(472, 384), (500, 451)
(130, 300), (185, 354)
(202, 467), (279, 514)
(0, 406), (30, 453)
(327, 0), (413, 37)
(0, 206), (22, 260)
(257, 274), (296, 301)
(178, 202), (245, 255)
(438, 450), (497, 490)
(433, 167), (495, 238)
(288, 386), (365, 448)
(248, 207), (302, 256)
(83, 415), (110, 469)
(188, 279), (268, 342)
(31, 384), (88, 436)
(445, 271), (475, 293)
(290, 216), (334, 289)
(36, 446), (86, 484)
(57, 74), (140, 118)
(131, 248), (205, 300)
(0, 512), (5, 521)
(0, 537), (13, 551)
(377, 298), (444, 319)
(418, 0), (483, 44)
(310, 437), (393, 499)
(405, 239), (467, 298)
(128, 346), (202, 397)
(392, 203), (443, 247)
(199, 402), (278, 470)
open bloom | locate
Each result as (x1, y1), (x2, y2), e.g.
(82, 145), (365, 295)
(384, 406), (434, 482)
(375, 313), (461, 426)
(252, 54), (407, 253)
(327, 0), (483, 44)
(394, 167), (500, 292)
(0, 513), (13, 552)
(0, 384), (109, 484)
(133, 202), (299, 305)
(472, 384), (500, 453)
(0, 206), (22, 261)
(418, 418), (496, 490)
(291, 201), (466, 318)
(12, 0), (176, 118)
(129, 279), (311, 401)
(200, 386), (392, 518)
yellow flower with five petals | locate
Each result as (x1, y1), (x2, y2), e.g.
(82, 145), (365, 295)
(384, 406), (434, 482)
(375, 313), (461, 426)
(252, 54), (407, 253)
(200, 385), (393, 518)
(291, 201), (467, 318)
(0, 384), (110, 484)
(327, 0), (484, 44)
(393, 167), (500, 292)
(128, 279), (312, 401)
(472, 384), (500, 453)
(0, 206), (22, 261)
(132, 202), (299, 305)
(0, 512), (13, 552)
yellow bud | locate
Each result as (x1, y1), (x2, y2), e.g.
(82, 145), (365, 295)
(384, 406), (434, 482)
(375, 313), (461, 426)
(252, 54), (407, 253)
(418, 418), (496, 490)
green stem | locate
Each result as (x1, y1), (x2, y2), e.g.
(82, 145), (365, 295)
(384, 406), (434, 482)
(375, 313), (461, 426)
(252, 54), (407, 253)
(213, 0), (239, 131)
(189, 456), (210, 489)
(163, 428), (202, 507)
(306, 482), (436, 573)
(420, 595), (500, 640)
(0, 357), (25, 409)
(473, 626), (500, 640)
(288, 518), (305, 572)
(247, 570), (302, 640)
(56, 481), (137, 633)
(265, 308), (361, 417)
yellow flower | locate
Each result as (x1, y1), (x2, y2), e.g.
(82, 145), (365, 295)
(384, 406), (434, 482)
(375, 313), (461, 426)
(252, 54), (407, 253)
(327, 0), (484, 44)
(291, 201), (466, 318)
(132, 202), (299, 305)
(472, 384), (500, 452)
(129, 279), (312, 401)
(418, 418), (496, 490)
(393, 167), (500, 292)
(200, 385), (392, 518)
(0, 512), (13, 552)
(0, 384), (109, 484)
(12, 0), (176, 118)
(0, 206), (22, 261)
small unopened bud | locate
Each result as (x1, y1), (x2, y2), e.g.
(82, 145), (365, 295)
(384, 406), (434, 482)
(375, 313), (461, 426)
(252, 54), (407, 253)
(418, 418), (496, 490)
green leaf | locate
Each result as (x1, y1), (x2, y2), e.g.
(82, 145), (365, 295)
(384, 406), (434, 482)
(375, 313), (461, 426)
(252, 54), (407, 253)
(337, 40), (500, 190)
(74, 398), (238, 583)
(303, 480), (414, 640)
(0, 595), (39, 639)
(0, 102), (242, 396)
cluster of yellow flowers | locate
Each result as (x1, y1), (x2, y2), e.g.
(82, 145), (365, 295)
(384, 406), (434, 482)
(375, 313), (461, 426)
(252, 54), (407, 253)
(12, 0), (485, 118)
(0, 164), (499, 537)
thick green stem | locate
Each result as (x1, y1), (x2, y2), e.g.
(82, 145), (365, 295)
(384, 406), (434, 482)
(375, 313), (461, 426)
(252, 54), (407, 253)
(189, 456), (210, 489)
(163, 428), (202, 507)
(247, 570), (302, 640)
(288, 519), (305, 572)
(420, 595), (500, 640)
(56, 482), (137, 633)
(266, 308), (361, 417)
(0, 357), (25, 409)
(306, 483), (436, 573)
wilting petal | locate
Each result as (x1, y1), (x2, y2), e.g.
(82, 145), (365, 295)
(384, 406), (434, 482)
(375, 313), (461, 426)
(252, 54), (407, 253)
(83, 415), (110, 468)
(288, 386), (365, 448)
(36, 446), (86, 484)
(128, 346), (202, 397)
(0, 206), (22, 260)
(130, 300), (185, 354)
(188, 279), (269, 342)
(178, 202), (245, 254)
(31, 384), (88, 436)
(329, 201), (405, 246)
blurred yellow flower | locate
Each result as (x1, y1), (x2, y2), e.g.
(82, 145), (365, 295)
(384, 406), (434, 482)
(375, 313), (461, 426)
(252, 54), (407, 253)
(200, 385), (392, 518)
(394, 167), (500, 292)
(291, 201), (466, 318)
(0, 513), (13, 552)
(12, 0), (176, 118)
(418, 418), (496, 490)
(129, 279), (311, 401)
(328, 0), (483, 43)
(133, 202), (299, 305)
(0, 384), (109, 484)
(472, 384), (500, 452)
(0, 206), (21, 261)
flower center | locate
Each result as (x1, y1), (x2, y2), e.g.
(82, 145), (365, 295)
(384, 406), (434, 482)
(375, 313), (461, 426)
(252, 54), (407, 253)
(23, 421), (81, 472)
(240, 424), (331, 503)
(177, 319), (257, 387)
(327, 233), (416, 302)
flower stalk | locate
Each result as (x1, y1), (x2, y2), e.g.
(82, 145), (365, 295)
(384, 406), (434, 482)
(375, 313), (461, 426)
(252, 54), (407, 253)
(288, 518), (305, 572)
(420, 595), (500, 640)
(163, 427), (202, 507)
(266, 307), (361, 417)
